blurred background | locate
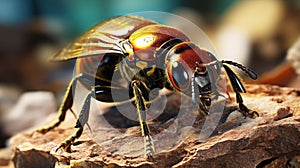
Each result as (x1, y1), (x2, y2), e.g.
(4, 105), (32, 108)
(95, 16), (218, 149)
(0, 0), (300, 149)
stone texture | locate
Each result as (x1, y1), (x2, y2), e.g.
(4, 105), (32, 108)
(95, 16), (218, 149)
(3, 84), (300, 168)
(0, 148), (13, 167)
(2, 91), (57, 136)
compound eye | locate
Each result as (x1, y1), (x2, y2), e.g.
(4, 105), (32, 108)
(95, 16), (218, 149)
(169, 61), (189, 90)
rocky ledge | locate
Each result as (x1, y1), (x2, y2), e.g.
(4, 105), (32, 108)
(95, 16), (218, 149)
(1, 84), (300, 168)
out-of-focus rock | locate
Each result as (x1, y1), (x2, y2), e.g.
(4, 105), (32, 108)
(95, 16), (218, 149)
(0, 85), (21, 148)
(287, 37), (300, 75)
(0, 148), (13, 167)
(3, 84), (300, 168)
(215, 0), (300, 78)
(0, 85), (21, 122)
(256, 36), (300, 88)
(2, 91), (57, 136)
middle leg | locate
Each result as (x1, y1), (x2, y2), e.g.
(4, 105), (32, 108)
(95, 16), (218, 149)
(131, 80), (154, 159)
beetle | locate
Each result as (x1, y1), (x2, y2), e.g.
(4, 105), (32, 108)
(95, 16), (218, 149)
(37, 15), (258, 159)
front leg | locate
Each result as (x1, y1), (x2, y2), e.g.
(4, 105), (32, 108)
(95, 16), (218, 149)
(131, 80), (155, 159)
(222, 64), (259, 118)
(236, 92), (259, 118)
(197, 98), (210, 116)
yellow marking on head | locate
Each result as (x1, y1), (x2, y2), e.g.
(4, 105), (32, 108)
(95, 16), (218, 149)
(136, 61), (148, 69)
(146, 66), (156, 76)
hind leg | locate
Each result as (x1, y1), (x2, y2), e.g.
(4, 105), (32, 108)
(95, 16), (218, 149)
(36, 74), (85, 134)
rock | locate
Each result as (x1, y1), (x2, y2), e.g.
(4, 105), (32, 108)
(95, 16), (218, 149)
(287, 37), (300, 76)
(0, 85), (21, 117)
(4, 84), (300, 168)
(0, 85), (21, 148)
(2, 91), (57, 136)
(0, 148), (13, 167)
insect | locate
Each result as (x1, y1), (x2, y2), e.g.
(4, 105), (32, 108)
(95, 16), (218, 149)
(37, 15), (258, 159)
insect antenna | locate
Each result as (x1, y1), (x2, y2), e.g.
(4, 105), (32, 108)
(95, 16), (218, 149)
(221, 60), (257, 80)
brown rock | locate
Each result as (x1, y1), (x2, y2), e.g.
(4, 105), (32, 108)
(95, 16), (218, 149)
(0, 148), (13, 166)
(2, 91), (57, 136)
(5, 85), (300, 168)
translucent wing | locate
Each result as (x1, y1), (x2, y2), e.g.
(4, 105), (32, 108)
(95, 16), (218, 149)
(52, 15), (157, 61)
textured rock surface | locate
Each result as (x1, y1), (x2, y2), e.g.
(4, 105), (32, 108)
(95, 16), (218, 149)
(2, 84), (300, 168)
(0, 148), (13, 167)
(2, 91), (57, 136)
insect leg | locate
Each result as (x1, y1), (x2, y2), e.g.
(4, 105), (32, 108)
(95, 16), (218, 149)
(55, 90), (93, 152)
(131, 80), (154, 159)
(55, 79), (127, 152)
(36, 73), (86, 134)
(222, 64), (259, 118)
(191, 74), (210, 116)
(197, 99), (210, 115)
(235, 92), (259, 118)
